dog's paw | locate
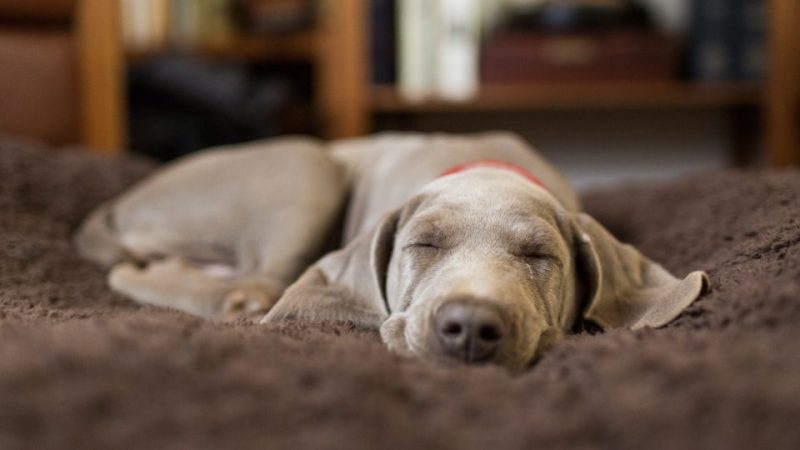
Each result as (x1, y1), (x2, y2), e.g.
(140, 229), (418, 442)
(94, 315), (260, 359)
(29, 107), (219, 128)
(108, 262), (144, 292)
(222, 285), (279, 320)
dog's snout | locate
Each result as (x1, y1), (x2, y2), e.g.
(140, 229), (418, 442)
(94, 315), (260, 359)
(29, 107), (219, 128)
(434, 301), (504, 364)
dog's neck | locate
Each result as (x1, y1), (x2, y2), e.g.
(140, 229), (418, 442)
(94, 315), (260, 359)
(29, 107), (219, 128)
(439, 160), (546, 190)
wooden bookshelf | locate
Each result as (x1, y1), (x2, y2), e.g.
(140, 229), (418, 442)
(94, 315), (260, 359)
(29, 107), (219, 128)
(371, 82), (763, 112)
(99, 0), (797, 165)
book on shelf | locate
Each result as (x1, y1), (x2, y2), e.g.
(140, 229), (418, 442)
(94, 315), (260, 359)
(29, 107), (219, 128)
(730, 0), (765, 81)
(687, 0), (765, 81)
(481, 30), (680, 83)
(200, 0), (236, 46)
(122, 0), (170, 51)
(169, 0), (202, 48)
(396, 0), (481, 102)
(370, 0), (397, 84)
(397, 0), (435, 101)
(236, 0), (316, 34)
(122, 0), (238, 53)
(435, 0), (480, 100)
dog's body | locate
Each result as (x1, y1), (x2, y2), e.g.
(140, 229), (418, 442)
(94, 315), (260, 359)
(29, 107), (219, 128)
(76, 132), (708, 369)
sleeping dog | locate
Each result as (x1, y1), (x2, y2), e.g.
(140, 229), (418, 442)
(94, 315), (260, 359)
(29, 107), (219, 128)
(75, 132), (709, 370)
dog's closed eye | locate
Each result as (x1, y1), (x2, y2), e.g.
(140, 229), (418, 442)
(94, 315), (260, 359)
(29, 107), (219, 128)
(403, 225), (451, 252)
(404, 242), (445, 260)
(512, 241), (558, 261)
(406, 242), (441, 250)
(515, 250), (552, 260)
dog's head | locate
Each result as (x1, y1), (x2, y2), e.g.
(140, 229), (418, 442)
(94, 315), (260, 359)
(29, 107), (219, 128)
(263, 168), (709, 371)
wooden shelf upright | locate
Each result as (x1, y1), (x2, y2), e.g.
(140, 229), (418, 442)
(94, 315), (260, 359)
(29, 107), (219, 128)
(766, 0), (800, 166)
(76, 0), (127, 153)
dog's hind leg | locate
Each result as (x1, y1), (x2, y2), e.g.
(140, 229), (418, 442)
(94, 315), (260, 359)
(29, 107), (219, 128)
(108, 257), (279, 320)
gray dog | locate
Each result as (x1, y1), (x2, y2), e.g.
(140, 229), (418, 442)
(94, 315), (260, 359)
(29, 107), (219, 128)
(75, 132), (709, 370)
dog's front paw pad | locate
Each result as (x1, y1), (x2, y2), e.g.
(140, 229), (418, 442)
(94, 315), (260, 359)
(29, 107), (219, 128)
(222, 288), (277, 319)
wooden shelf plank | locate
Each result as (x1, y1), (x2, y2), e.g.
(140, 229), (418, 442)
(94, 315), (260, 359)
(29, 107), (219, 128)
(127, 31), (320, 62)
(371, 82), (763, 112)
(202, 32), (320, 60)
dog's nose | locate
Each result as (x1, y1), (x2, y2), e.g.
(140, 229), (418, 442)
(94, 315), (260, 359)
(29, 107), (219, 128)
(434, 302), (504, 364)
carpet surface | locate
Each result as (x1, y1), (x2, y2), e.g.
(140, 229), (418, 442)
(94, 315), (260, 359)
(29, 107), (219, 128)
(1, 135), (799, 450)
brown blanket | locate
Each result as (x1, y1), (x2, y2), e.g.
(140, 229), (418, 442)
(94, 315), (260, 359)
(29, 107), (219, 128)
(1, 135), (798, 450)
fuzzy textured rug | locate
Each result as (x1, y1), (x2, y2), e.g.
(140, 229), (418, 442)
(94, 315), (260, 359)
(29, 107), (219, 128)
(1, 135), (799, 450)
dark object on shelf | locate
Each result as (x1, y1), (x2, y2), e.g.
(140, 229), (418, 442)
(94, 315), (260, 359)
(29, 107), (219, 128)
(234, 0), (317, 34)
(370, 0), (396, 84)
(127, 54), (298, 160)
(687, 0), (765, 81)
(481, 30), (679, 83)
(503, 0), (653, 32)
(730, 0), (766, 81)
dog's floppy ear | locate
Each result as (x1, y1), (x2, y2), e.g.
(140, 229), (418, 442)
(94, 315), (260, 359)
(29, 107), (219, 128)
(572, 213), (709, 330)
(261, 210), (400, 329)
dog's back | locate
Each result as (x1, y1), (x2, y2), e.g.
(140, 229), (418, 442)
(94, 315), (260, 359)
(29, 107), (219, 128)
(329, 132), (580, 243)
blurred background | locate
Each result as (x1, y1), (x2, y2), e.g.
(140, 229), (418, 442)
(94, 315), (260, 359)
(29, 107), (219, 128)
(0, 0), (797, 188)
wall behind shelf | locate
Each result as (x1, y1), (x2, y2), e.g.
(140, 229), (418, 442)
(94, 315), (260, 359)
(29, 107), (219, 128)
(374, 108), (737, 190)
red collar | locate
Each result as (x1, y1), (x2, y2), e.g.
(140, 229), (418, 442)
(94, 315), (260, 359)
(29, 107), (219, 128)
(439, 160), (546, 190)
